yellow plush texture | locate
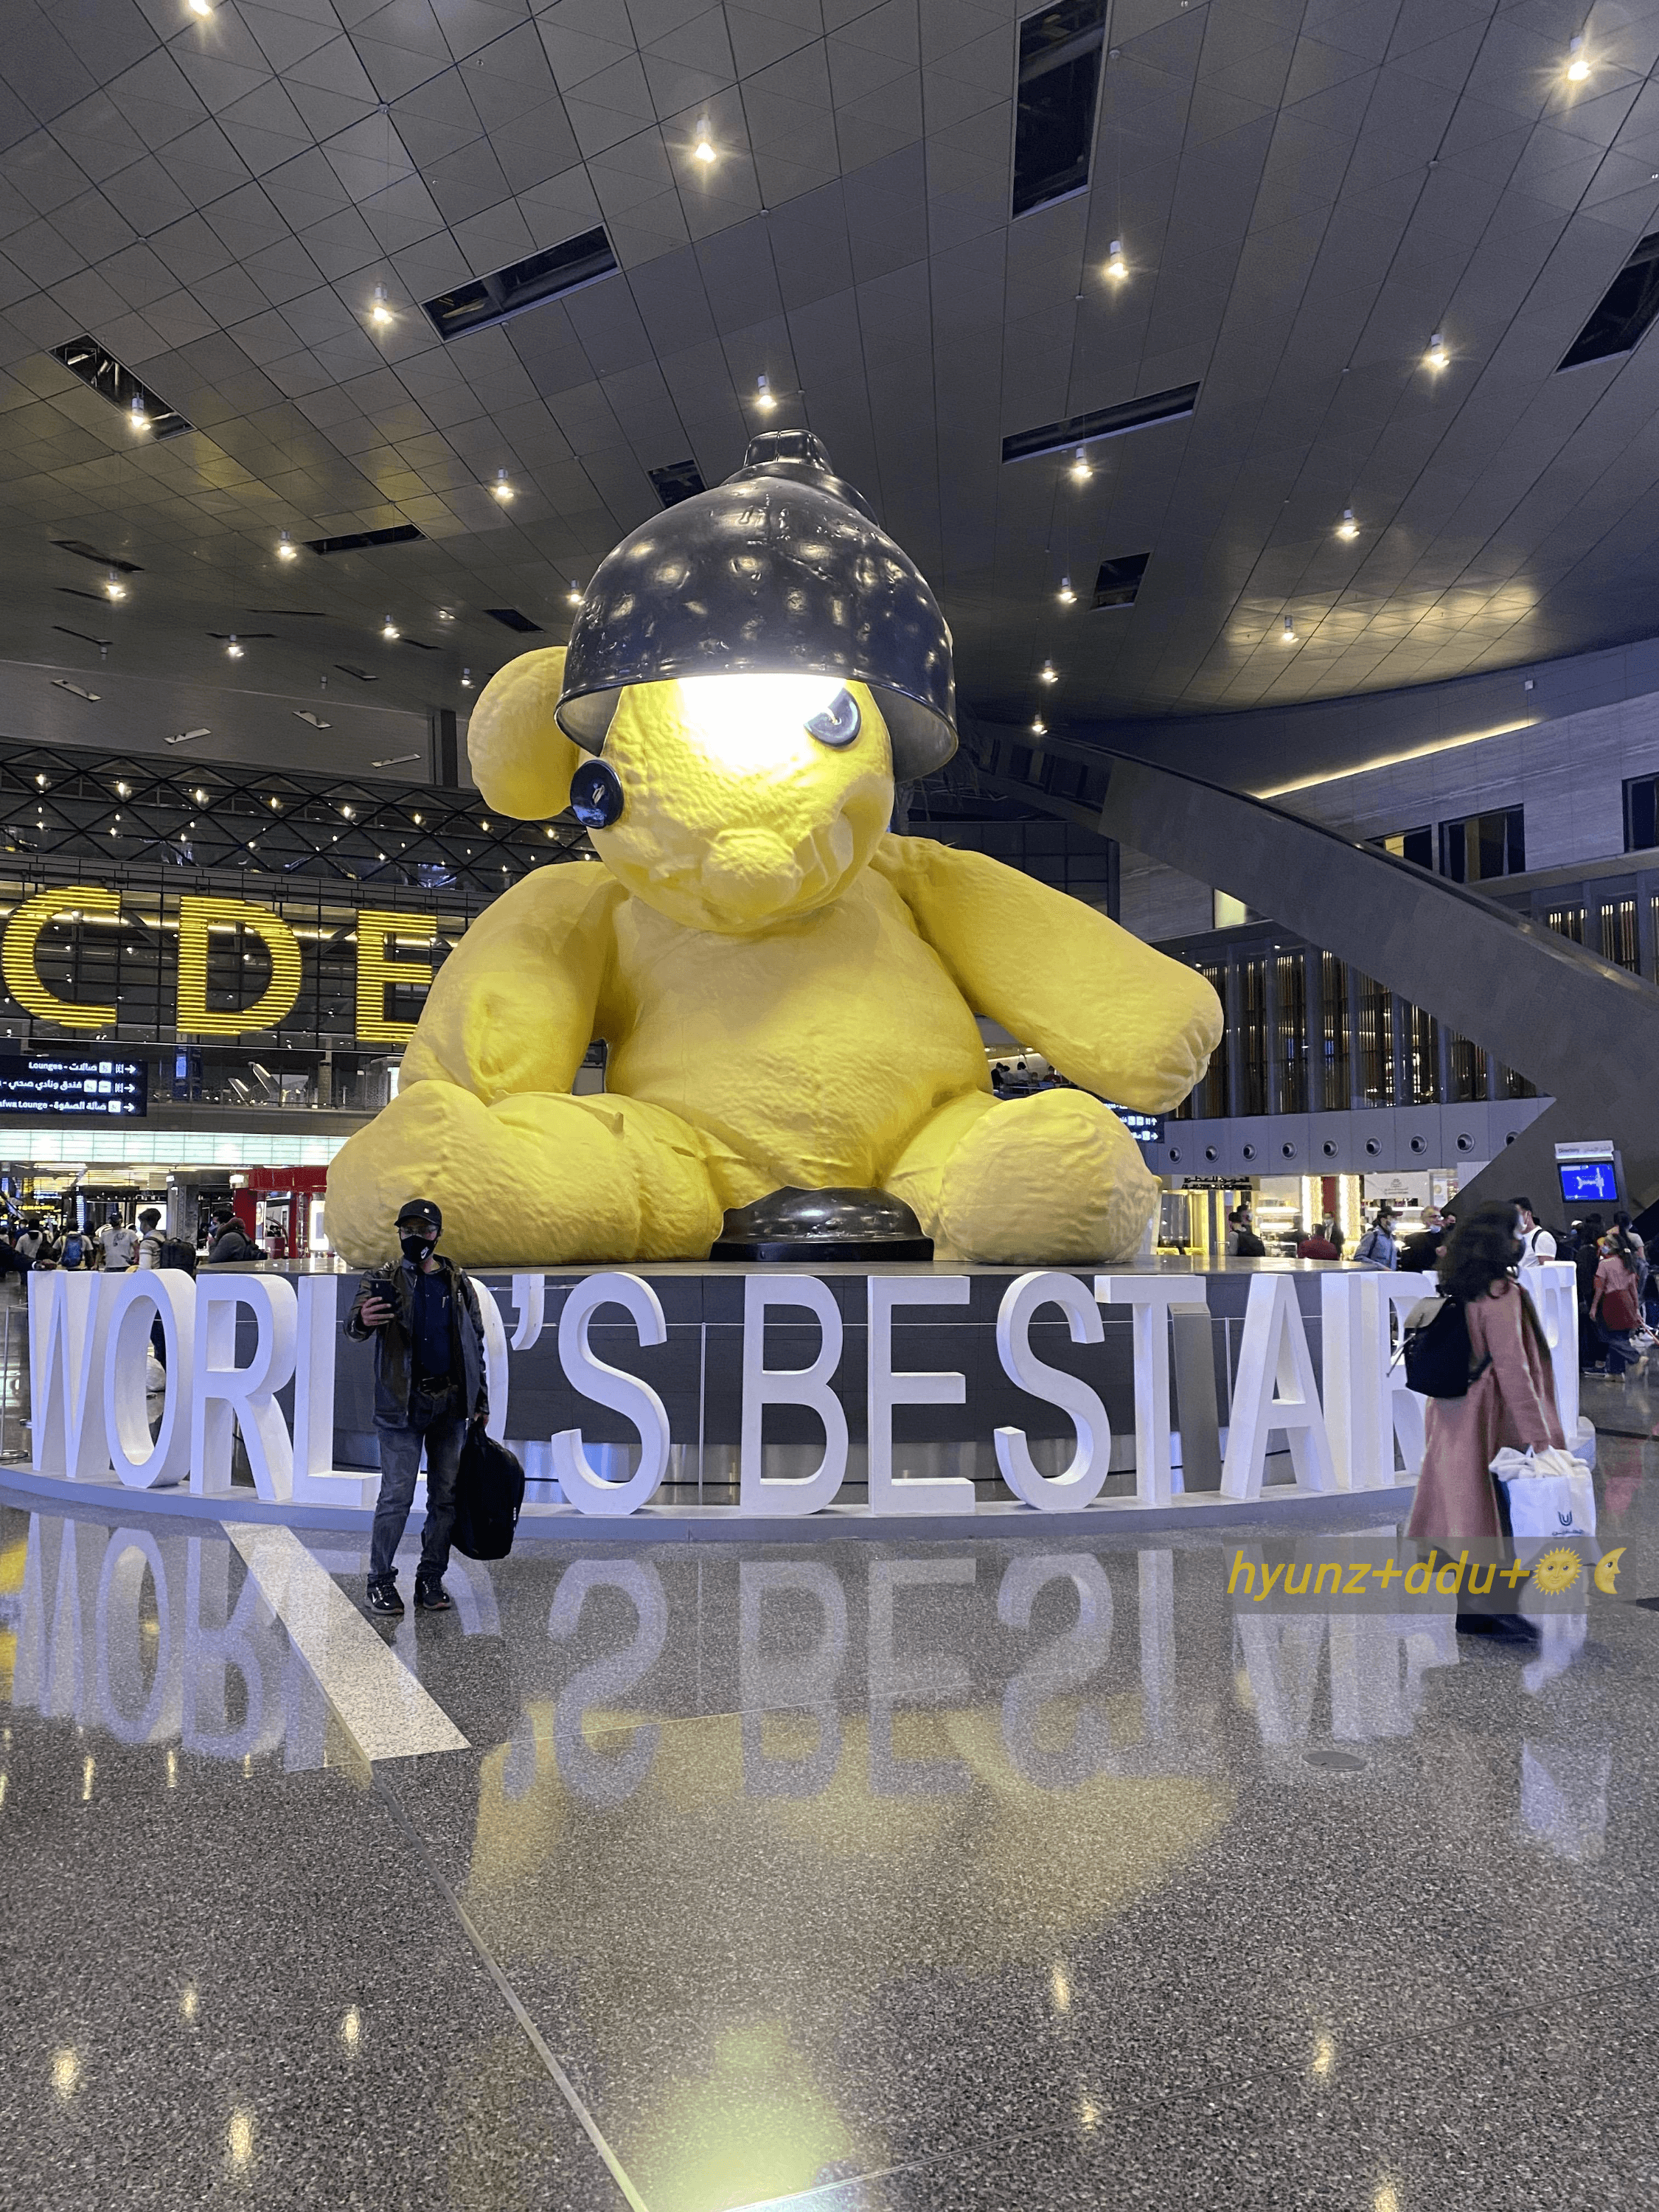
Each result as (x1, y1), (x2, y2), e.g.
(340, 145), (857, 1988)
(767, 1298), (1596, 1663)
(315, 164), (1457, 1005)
(326, 653), (1223, 1267)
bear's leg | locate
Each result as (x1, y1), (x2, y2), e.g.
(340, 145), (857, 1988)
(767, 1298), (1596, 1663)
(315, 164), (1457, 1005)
(324, 1081), (726, 1267)
(886, 1088), (1158, 1263)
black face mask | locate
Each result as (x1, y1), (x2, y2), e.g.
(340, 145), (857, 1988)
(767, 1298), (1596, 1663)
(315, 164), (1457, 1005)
(400, 1231), (435, 1264)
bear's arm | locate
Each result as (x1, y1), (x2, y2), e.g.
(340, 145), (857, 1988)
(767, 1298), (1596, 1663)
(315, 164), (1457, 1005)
(869, 834), (1223, 1113)
(400, 864), (623, 1102)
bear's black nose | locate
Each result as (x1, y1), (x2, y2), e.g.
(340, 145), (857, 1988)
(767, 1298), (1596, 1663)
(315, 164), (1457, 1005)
(569, 758), (624, 829)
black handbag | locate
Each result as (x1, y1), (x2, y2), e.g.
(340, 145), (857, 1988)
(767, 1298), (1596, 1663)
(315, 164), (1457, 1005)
(451, 1426), (526, 1560)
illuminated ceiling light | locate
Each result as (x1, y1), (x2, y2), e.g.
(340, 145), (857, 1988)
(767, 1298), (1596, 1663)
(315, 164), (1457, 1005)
(491, 467), (513, 501)
(276, 530), (296, 560)
(381, 617), (398, 639)
(754, 373), (776, 412)
(188, 0), (212, 13)
(437, 608), (453, 622)
(104, 572), (125, 600)
(369, 282), (391, 327)
(192, 787), (207, 803)
(1567, 33), (1588, 80)
(1069, 444), (1092, 481)
(412, 811), (423, 824)
(1426, 330), (1447, 369)
(459, 668), (472, 688)
(1105, 238), (1127, 279)
(1039, 661), (1058, 684)
(692, 117), (716, 163)
(1282, 613), (1296, 641)
(225, 634), (243, 658)
(1337, 507), (1358, 540)
(1031, 715), (1046, 734)
(566, 580), (582, 605)
(1057, 574), (1076, 605)
(35, 773), (47, 787)
(115, 781), (131, 798)
(129, 392), (147, 428)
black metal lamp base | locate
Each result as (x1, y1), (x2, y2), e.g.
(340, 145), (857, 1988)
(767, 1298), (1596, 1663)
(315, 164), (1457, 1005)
(709, 1186), (933, 1264)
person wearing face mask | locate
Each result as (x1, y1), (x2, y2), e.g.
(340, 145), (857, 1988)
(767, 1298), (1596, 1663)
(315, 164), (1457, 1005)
(345, 1197), (487, 1618)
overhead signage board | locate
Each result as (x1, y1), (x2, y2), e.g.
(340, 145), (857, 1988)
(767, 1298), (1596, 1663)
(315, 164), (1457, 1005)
(0, 1050), (147, 1119)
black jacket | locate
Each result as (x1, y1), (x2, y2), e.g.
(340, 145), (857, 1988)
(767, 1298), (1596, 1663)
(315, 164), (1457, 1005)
(344, 1253), (487, 1423)
(206, 1223), (260, 1265)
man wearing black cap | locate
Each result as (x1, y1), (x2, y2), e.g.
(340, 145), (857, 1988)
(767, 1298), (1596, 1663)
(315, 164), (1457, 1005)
(345, 1196), (487, 1617)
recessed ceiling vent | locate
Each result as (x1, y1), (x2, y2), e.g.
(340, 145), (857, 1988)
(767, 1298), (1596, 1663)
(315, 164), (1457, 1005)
(485, 608), (543, 633)
(1002, 384), (1200, 464)
(1093, 552), (1149, 608)
(649, 459), (706, 507)
(423, 227), (619, 342)
(50, 338), (191, 438)
(1013, 0), (1107, 218)
(1559, 230), (1659, 370)
(305, 524), (424, 555)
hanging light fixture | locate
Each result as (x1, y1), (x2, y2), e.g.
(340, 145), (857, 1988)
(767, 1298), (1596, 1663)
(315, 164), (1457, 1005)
(104, 572), (125, 601)
(1282, 614), (1296, 642)
(491, 468), (513, 501)
(1070, 445), (1092, 481)
(566, 580), (582, 605)
(225, 635), (243, 658)
(129, 392), (147, 428)
(754, 374), (776, 412)
(382, 616), (398, 640)
(460, 668), (473, 689)
(276, 529), (296, 560)
(1105, 239), (1127, 279)
(1057, 575), (1076, 604)
(1039, 661), (1058, 685)
(556, 427), (956, 777)
(1567, 33), (1589, 80)
(370, 283), (391, 327)
(692, 118), (715, 163)
(1337, 507), (1358, 540)
(1031, 716), (1046, 735)
(1426, 330), (1447, 369)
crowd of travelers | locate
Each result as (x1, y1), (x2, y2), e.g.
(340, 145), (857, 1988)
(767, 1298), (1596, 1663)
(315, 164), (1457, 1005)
(0, 1202), (274, 1284)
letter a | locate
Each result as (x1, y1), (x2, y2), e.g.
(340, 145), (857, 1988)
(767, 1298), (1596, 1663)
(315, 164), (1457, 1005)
(1221, 1276), (1336, 1500)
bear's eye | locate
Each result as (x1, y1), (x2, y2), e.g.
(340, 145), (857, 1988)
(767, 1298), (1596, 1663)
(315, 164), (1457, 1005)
(804, 688), (860, 748)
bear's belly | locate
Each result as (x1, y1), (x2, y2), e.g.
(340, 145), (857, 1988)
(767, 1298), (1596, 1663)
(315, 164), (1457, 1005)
(603, 873), (990, 1190)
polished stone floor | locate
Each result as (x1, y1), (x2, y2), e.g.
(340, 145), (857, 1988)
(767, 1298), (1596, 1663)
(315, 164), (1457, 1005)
(4, 1445), (1658, 2209)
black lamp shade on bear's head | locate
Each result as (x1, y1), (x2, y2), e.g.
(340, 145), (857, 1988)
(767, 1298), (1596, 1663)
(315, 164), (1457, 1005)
(555, 430), (956, 781)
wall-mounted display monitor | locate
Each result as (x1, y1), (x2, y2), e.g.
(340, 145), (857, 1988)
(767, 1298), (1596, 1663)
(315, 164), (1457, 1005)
(1557, 1158), (1618, 1206)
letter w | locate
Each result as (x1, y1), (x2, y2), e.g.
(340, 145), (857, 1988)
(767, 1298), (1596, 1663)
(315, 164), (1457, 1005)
(29, 1273), (111, 1481)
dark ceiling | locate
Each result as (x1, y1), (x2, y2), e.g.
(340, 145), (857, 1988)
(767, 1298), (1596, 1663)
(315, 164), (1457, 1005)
(1, 0), (1658, 757)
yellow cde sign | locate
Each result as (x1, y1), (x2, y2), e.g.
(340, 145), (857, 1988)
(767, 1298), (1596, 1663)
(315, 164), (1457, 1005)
(0, 887), (437, 1043)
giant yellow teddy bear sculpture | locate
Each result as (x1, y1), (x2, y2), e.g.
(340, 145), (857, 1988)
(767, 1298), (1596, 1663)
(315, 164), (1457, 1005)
(324, 650), (1222, 1269)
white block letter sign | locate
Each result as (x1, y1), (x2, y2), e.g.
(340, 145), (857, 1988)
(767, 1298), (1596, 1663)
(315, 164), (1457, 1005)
(993, 1272), (1111, 1511)
(740, 1276), (848, 1515)
(552, 1273), (671, 1515)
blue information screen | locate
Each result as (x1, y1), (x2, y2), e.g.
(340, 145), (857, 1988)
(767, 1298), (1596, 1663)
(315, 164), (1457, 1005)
(1557, 1158), (1618, 1206)
(0, 1051), (147, 1119)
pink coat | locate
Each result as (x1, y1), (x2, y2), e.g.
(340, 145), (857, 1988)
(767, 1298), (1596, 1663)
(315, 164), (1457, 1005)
(1405, 1279), (1564, 1546)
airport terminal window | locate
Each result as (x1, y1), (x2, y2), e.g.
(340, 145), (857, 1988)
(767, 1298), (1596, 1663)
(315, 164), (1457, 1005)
(1273, 951), (1307, 1113)
(1405, 1003), (1438, 1106)
(1354, 973), (1394, 1106)
(1545, 903), (1585, 943)
(1237, 957), (1267, 1116)
(1012, 0), (1107, 217)
(1438, 807), (1524, 882)
(1319, 951), (1349, 1110)
(1624, 773), (1659, 851)
(1601, 897), (1639, 971)
(1445, 1031), (1487, 1102)
(1372, 826), (1433, 869)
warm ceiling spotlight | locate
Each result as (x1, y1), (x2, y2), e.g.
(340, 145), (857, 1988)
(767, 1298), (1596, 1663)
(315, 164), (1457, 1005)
(1426, 330), (1447, 368)
(1057, 575), (1076, 604)
(1105, 238), (1127, 279)
(129, 392), (147, 428)
(1567, 33), (1589, 80)
(1282, 614), (1296, 641)
(491, 467), (513, 501)
(188, 0), (212, 14)
(276, 530), (296, 560)
(692, 118), (716, 162)
(115, 781), (131, 798)
(754, 373), (776, 412)
(192, 788), (208, 804)
(566, 580), (582, 605)
(104, 572), (125, 600)
(1031, 716), (1046, 734)
(34, 773), (47, 787)
(370, 282), (391, 327)
(459, 669), (472, 689)
(1069, 444), (1092, 481)
(437, 608), (453, 621)
(1039, 661), (1058, 684)
(225, 634), (243, 658)
(381, 617), (398, 639)
(1338, 507), (1358, 540)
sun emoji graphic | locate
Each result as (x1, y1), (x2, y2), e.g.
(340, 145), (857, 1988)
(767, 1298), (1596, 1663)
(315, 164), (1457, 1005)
(1530, 1545), (1583, 1596)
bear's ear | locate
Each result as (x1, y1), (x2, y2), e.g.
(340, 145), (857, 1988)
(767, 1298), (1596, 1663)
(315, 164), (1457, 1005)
(466, 646), (582, 819)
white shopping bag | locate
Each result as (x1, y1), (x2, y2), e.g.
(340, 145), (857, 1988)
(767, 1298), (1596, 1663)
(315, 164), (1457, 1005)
(1491, 1447), (1597, 1542)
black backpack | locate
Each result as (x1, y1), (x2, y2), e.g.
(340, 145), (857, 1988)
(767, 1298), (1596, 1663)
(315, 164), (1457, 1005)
(156, 1235), (198, 1277)
(451, 1427), (526, 1560)
(1401, 1294), (1491, 1399)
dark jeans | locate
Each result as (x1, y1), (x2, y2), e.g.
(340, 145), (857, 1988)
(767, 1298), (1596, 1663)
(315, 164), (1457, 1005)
(369, 1397), (467, 1585)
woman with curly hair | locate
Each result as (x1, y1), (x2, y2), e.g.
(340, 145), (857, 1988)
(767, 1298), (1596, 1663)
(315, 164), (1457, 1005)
(1406, 1203), (1564, 1629)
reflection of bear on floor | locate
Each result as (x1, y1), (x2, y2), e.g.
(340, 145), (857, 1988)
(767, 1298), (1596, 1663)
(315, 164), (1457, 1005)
(327, 656), (1220, 1270)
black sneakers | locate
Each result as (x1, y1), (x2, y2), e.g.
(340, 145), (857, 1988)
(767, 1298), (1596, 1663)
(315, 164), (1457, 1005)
(414, 1576), (452, 1611)
(366, 1577), (404, 1617)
